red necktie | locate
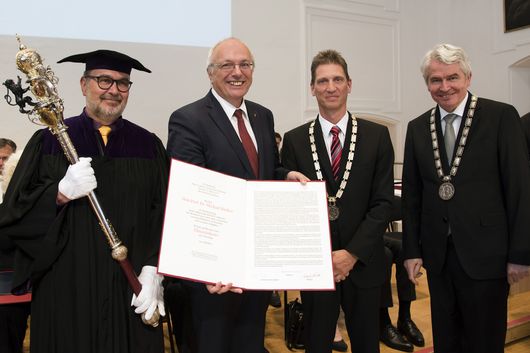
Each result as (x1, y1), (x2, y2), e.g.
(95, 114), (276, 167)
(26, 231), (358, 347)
(234, 109), (259, 178)
(330, 126), (342, 179)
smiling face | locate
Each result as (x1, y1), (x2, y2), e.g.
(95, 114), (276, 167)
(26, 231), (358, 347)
(81, 69), (130, 125)
(426, 60), (471, 112)
(207, 39), (254, 107)
(311, 63), (352, 123)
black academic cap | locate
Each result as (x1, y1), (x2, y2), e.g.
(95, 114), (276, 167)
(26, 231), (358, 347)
(57, 49), (151, 74)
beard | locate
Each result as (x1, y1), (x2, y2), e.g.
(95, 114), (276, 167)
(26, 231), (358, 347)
(86, 93), (127, 124)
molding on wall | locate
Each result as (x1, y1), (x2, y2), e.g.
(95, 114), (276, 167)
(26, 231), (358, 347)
(492, 0), (530, 55)
(303, 5), (401, 121)
(304, 0), (400, 13)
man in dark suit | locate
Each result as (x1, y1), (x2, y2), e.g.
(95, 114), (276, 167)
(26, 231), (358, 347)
(281, 49), (394, 353)
(521, 113), (530, 157)
(166, 37), (307, 353)
(402, 43), (530, 353)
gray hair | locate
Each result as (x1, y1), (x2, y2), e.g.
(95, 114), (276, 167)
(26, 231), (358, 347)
(420, 43), (472, 84)
(206, 37), (255, 74)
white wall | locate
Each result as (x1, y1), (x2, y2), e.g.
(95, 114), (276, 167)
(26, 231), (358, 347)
(2, 0), (530, 168)
(235, 0), (530, 164)
(0, 36), (212, 147)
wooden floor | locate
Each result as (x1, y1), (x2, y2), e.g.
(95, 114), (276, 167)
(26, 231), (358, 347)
(257, 272), (530, 353)
(22, 272), (530, 352)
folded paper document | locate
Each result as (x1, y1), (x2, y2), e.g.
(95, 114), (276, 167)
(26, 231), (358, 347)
(158, 159), (334, 290)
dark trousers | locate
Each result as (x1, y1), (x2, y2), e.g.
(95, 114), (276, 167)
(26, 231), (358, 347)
(185, 281), (270, 353)
(0, 303), (30, 353)
(427, 240), (508, 353)
(301, 279), (381, 353)
(380, 232), (416, 307)
(165, 281), (197, 353)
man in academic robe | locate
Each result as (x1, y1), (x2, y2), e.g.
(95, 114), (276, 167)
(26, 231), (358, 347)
(402, 43), (530, 353)
(0, 50), (169, 353)
(281, 49), (394, 353)
(166, 37), (307, 353)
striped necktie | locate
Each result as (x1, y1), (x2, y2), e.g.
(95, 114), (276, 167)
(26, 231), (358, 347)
(330, 126), (342, 179)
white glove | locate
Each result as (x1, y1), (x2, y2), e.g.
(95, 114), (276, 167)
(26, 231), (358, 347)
(131, 265), (166, 321)
(58, 157), (97, 200)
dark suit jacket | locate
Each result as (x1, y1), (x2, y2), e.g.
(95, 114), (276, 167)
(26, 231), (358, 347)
(281, 114), (394, 288)
(167, 90), (288, 181)
(402, 94), (530, 280)
(166, 90), (290, 352)
(521, 112), (530, 158)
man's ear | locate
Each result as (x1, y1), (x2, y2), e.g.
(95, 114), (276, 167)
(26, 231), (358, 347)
(80, 77), (88, 96)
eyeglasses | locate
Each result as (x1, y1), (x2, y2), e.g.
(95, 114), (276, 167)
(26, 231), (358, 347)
(84, 75), (133, 92)
(209, 62), (254, 72)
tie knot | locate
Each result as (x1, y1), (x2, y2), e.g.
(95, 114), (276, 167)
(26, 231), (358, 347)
(234, 109), (244, 120)
(331, 126), (340, 137)
(444, 114), (457, 124)
(98, 125), (111, 136)
(98, 125), (111, 145)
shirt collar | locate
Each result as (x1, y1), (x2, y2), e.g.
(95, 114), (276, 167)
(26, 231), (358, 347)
(318, 111), (349, 137)
(211, 88), (249, 119)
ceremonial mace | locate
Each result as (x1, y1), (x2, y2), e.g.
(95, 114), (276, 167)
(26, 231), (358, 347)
(2, 37), (160, 327)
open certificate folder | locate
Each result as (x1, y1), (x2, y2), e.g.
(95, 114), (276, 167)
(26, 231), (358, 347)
(158, 159), (335, 290)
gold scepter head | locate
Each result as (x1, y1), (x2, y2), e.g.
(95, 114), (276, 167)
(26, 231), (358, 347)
(6, 35), (65, 131)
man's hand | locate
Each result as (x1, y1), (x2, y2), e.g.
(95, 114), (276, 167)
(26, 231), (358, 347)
(286, 171), (310, 184)
(206, 282), (243, 294)
(332, 249), (357, 282)
(131, 266), (166, 321)
(507, 263), (530, 285)
(57, 157), (97, 204)
(404, 258), (423, 285)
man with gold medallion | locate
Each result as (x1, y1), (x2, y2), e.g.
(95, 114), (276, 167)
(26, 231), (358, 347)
(402, 43), (530, 353)
(281, 49), (394, 353)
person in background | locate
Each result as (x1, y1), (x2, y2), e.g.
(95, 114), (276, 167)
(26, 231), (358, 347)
(0, 138), (30, 353)
(0, 138), (17, 204)
(332, 323), (348, 352)
(521, 113), (530, 158)
(0, 139), (16, 176)
(274, 132), (282, 153)
(281, 49), (394, 353)
(269, 132), (283, 309)
(379, 196), (424, 352)
(0, 50), (169, 353)
(402, 43), (530, 353)
(167, 37), (308, 353)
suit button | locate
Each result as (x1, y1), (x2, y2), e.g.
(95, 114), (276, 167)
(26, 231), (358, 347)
(442, 217), (448, 223)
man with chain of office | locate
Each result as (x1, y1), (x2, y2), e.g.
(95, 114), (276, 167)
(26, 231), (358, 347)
(402, 43), (530, 353)
(281, 49), (394, 353)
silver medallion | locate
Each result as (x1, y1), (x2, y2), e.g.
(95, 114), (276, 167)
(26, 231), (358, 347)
(430, 96), (477, 201)
(439, 182), (455, 200)
(328, 204), (340, 221)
